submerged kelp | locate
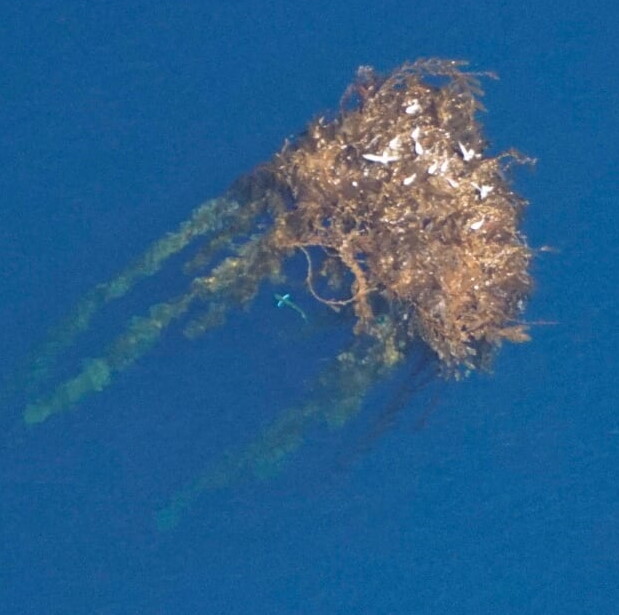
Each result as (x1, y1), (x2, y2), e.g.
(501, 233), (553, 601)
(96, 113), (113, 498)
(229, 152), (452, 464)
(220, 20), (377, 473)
(12, 59), (534, 527)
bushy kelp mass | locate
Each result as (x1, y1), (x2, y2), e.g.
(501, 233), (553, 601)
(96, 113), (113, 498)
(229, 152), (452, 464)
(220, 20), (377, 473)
(13, 60), (534, 527)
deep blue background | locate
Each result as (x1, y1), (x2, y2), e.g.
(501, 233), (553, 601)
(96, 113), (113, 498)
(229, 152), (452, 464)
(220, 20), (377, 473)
(1, 1), (617, 613)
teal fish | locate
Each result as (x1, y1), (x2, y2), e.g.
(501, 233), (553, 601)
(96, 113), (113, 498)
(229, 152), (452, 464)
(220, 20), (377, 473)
(274, 293), (307, 322)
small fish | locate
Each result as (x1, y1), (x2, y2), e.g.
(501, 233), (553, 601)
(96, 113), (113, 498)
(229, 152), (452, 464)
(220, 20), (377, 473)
(275, 293), (308, 321)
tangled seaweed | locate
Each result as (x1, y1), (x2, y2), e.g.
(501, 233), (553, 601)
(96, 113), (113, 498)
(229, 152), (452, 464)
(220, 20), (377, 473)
(11, 60), (535, 527)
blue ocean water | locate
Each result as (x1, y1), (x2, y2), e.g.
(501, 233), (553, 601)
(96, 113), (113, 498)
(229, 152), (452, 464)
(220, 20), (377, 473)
(1, 1), (617, 613)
